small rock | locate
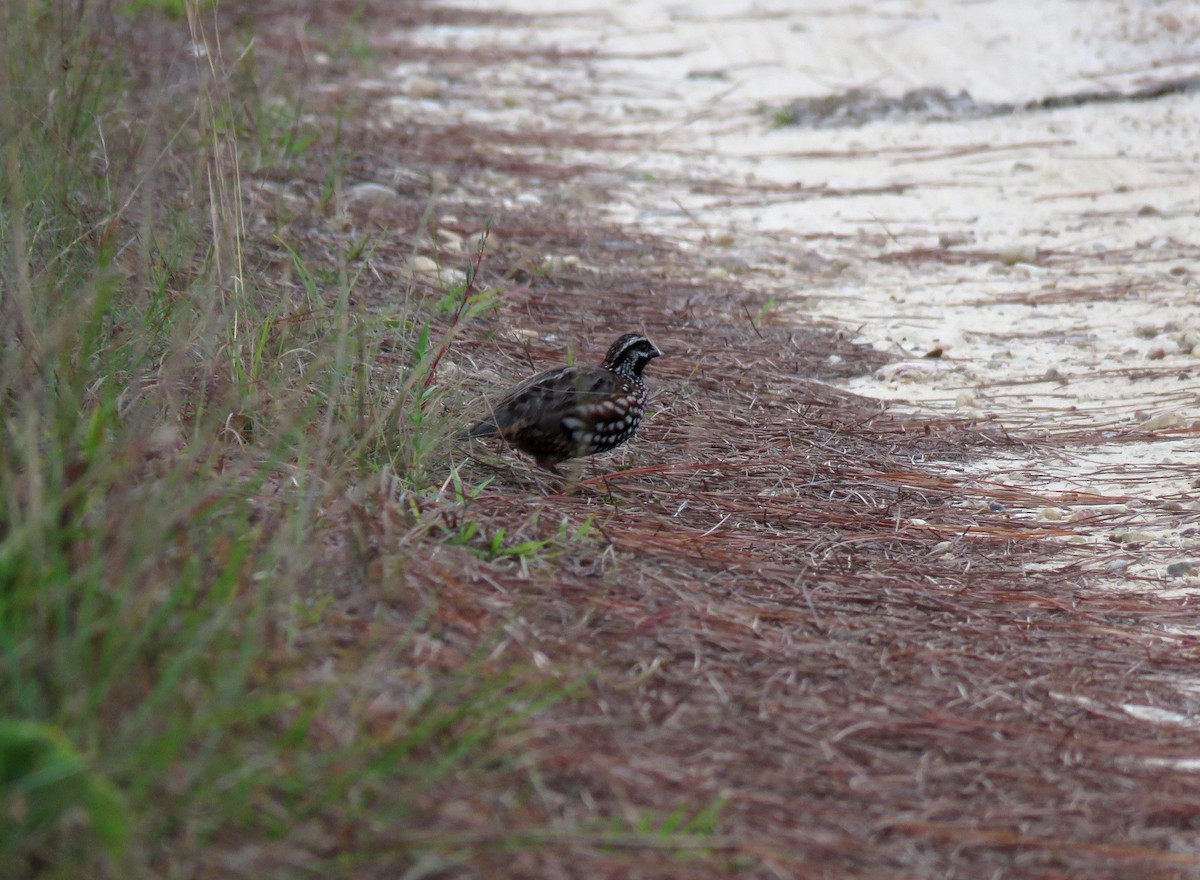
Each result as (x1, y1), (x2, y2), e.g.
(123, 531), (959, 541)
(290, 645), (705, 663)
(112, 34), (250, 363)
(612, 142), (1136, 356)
(998, 244), (1038, 266)
(437, 229), (465, 252)
(931, 541), (954, 555)
(1138, 412), (1185, 431)
(466, 230), (494, 253)
(1037, 507), (1067, 521)
(1166, 561), (1198, 578)
(403, 256), (441, 278)
(1110, 530), (1155, 545)
(955, 391), (978, 409)
(1134, 325), (1159, 339)
(939, 232), (975, 247)
(988, 501), (1005, 513)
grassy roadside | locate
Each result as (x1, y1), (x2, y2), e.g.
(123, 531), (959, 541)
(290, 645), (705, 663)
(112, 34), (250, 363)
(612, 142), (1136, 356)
(0, 2), (547, 876)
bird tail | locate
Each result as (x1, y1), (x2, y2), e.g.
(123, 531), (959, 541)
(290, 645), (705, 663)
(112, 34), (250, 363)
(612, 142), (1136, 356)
(456, 419), (497, 441)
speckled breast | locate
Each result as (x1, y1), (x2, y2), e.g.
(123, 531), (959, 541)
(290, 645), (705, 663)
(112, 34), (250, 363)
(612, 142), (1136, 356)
(561, 380), (648, 456)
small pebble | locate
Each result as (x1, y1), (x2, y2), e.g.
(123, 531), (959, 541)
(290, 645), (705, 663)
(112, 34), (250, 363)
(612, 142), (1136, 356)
(1138, 412), (1185, 431)
(404, 255), (441, 278)
(1166, 561), (1198, 578)
(939, 232), (974, 247)
(1110, 530), (1155, 545)
(998, 244), (1038, 266)
(467, 230), (494, 253)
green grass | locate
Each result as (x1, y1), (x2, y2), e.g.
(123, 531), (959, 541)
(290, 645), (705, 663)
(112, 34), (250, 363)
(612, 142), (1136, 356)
(0, 2), (550, 877)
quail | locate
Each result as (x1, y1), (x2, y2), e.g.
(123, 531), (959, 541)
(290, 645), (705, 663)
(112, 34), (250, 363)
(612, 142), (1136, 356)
(460, 333), (662, 474)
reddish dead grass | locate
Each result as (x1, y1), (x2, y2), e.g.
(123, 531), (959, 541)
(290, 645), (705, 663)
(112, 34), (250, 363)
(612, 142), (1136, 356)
(126, 2), (1200, 878)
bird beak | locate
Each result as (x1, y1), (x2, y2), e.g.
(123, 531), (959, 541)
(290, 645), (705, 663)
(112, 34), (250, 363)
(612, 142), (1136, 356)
(650, 343), (663, 358)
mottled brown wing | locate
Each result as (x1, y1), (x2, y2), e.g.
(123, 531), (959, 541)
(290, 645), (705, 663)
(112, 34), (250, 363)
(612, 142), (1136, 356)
(478, 366), (626, 433)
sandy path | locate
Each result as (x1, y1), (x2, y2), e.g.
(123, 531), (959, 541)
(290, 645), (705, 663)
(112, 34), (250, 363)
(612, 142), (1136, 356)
(405, 0), (1200, 590)
(406, 1), (1200, 588)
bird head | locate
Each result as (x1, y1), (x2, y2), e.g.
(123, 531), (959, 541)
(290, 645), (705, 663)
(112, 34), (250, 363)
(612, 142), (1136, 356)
(603, 333), (662, 378)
